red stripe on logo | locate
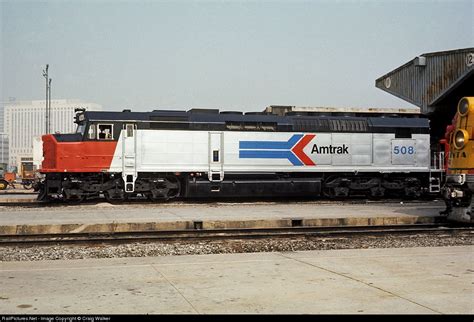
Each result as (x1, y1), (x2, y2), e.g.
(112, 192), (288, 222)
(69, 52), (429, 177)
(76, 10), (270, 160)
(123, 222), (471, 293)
(291, 134), (316, 166)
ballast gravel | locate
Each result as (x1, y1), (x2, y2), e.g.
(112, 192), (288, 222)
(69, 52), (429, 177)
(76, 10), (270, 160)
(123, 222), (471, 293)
(0, 233), (472, 261)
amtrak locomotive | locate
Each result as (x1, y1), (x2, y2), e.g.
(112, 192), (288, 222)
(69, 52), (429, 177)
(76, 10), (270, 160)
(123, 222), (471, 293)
(36, 107), (439, 203)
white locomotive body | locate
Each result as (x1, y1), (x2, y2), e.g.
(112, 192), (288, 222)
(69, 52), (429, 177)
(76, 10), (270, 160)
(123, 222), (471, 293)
(38, 108), (437, 202)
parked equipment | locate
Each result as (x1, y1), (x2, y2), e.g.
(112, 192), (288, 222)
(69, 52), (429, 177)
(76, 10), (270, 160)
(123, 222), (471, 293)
(0, 172), (16, 190)
(441, 97), (474, 222)
(19, 161), (35, 189)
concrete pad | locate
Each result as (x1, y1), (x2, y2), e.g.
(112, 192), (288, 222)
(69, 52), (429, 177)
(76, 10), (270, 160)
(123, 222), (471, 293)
(0, 195), (37, 203)
(283, 246), (474, 314)
(0, 246), (472, 314)
(149, 255), (430, 314)
(0, 188), (37, 195)
(0, 262), (195, 314)
(0, 216), (442, 236)
(0, 201), (445, 225)
(0, 201), (445, 236)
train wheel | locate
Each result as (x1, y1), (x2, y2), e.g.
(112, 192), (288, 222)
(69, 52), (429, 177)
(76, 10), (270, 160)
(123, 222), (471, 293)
(404, 178), (421, 199)
(104, 188), (126, 204)
(0, 180), (8, 190)
(62, 189), (85, 204)
(147, 176), (181, 201)
(322, 176), (351, 199)
(322, 186), (350, 199)
(164, 176), (181, 199)
(145, 191), (166, 202)
(65, 195), (85, 204)
(22, 182), (33, 190)
(368, 187), (385, 200)
(37, 187), (48, 201)
(322, 187), (336, 198)
(322, 176), (337, 198)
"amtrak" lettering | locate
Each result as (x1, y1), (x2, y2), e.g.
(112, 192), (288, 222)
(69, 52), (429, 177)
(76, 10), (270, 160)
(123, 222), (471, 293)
(311, 144), (349, 154)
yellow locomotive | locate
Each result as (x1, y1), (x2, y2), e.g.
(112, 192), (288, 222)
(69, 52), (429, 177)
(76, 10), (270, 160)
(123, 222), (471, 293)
(442, 97), (474, 222)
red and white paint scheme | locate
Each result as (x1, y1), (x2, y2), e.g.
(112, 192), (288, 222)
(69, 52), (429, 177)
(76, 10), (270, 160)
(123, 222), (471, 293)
(42, 130), (431, 174)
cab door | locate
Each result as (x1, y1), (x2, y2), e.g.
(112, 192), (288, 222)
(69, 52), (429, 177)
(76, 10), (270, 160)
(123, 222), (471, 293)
(208, 132), (224, 181)
(122, 123), (137, 192)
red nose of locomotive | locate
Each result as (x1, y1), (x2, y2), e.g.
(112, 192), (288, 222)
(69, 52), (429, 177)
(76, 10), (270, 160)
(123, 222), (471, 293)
(40, 133), (118, 173)
(41, 134), (57, 172)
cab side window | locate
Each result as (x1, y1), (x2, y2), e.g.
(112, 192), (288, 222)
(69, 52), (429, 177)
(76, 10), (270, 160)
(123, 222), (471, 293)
(126, 124), (134, 137)
(88, 124), (96, 140)
(98, 124), (113, 140)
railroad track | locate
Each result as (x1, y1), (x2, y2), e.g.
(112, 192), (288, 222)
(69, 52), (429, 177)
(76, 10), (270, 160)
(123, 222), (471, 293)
(1, 223), (472, 246)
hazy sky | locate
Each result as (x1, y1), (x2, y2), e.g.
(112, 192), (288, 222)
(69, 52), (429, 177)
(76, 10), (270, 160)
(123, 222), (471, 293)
(1, 0), (473, 112)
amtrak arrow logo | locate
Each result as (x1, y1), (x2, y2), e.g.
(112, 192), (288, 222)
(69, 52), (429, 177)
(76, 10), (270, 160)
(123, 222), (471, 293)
(239, 134), (316, 166)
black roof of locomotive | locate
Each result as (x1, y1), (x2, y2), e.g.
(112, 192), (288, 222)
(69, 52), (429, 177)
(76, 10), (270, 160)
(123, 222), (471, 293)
(50, 108), (430, 142)
(83, 109), (287, 124)
(82, 109), (429, 130)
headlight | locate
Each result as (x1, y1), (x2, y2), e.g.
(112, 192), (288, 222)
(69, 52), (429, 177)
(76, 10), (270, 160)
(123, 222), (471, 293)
(458, 98), (469, 116)
(453, 129), (469, 149)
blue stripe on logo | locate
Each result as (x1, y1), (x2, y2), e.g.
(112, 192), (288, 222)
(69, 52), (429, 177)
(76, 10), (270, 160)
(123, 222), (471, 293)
(239, 150), (303, 166)
(239, 134), (303, 150)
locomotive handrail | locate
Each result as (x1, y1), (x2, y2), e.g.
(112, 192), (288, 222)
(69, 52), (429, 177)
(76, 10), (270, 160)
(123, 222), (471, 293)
(431, 151), (445, 171)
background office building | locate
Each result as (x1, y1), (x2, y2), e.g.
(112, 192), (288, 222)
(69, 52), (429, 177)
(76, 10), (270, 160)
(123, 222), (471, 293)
(1, 102), (10, 170)
(0, 133), (8, 170)
(0, 103), (4, 133)
(4, 99), (102, 170)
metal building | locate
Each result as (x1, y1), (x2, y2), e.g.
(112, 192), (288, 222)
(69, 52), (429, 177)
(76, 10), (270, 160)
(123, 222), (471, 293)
(376, 47), (474, 140)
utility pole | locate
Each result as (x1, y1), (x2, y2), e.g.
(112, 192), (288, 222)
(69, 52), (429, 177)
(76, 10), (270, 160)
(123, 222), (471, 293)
(48, 78), (52, 133)
(42, 64), (49, 134)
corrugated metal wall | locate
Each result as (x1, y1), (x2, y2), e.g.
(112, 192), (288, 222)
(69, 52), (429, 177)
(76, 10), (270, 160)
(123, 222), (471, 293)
(376, 48), (474, 114)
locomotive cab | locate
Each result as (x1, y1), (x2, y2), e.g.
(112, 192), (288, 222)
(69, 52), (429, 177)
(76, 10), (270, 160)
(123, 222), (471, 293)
(74, 107), (87, 138)
(38, 109), (123, 201)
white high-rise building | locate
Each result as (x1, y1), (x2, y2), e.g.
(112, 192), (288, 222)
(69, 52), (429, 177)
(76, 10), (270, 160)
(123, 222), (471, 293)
(0, 102), (9, 169)
(0, 133), (8, 168)
(4, 99), (102, 169)
(0, 105), (4, 133)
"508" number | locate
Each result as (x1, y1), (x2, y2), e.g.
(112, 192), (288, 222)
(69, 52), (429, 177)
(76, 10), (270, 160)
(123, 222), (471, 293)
(393, 146), (415, 155)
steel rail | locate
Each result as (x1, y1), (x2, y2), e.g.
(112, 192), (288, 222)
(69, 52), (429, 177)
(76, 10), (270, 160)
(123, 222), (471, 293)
(1, 223), (472, 246)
